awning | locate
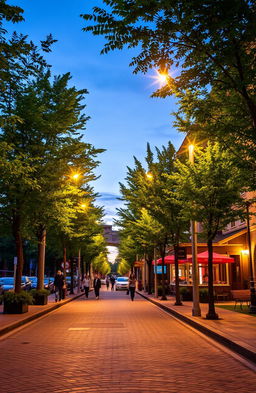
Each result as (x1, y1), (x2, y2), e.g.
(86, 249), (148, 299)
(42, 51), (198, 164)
(153, 255), (191, 265)
(152, 251), (234, 264)
(187, 251), (234, 264)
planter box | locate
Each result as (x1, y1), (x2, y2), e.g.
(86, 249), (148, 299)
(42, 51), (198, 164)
(3, 302), (28, 314)
(33, 294), (48, 305)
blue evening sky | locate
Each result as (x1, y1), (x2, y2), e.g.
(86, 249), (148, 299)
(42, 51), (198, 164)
(12, 0), (184, 225)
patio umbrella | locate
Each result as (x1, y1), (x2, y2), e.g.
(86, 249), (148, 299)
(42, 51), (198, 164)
(187, 251), (234, 264)
(153, 255), (190, 265)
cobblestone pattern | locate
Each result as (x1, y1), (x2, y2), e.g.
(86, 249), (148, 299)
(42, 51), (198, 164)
(0, 289), (255, 393)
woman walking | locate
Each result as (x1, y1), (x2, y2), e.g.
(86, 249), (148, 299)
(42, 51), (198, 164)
(82, 274), (91, 299)
(128, 273), (136, 301)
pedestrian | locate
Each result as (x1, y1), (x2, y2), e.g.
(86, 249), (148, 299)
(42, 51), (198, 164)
(106, 276), (110, 290)
(128, 273), (136, 301)
(93, 274), (101, 299)
(54, 270), (65, 302)
(82, 274), (91, 298)
(110, 275), (115, 290)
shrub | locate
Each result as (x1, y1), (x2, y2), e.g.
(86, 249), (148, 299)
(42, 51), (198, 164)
(199, 288), (209, 303)
(3, 291), (33, 305)
(30, 289), (50, 297)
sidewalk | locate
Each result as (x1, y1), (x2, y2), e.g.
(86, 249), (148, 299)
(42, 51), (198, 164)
(138, 291), (256, 364)
(0, 290), (85, 337)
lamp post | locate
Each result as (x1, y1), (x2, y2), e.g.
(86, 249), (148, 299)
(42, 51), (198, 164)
(245, 201), (256, 313)
(154, 247), (158, 298)
(189, 145), (201, 317)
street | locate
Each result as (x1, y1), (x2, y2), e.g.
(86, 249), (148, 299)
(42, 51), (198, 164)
(0, 288), (256, 393)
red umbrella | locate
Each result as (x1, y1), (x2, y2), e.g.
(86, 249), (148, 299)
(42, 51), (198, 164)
(187, 251), (234, 264)
(153, 255), (190, 265)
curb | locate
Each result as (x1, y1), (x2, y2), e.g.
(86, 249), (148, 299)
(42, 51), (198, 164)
(0, 292), (84, 337)
(138, 291), (256, 365)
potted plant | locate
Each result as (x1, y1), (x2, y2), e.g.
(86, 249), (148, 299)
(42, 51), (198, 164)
(30, 289), (50, 305)
(2, 291), (33, 314)
(179, 287), (192, 301)
(199, 288), (209, 303)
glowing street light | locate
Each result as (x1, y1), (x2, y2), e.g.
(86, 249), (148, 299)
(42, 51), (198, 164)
(157, 71), (168, 85)
(146, 171), (153, 181)
(72, 173), (80, 181)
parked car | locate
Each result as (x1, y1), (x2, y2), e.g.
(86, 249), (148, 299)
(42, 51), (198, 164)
(100, 278), (106, 285)
(0, 276), (31, 293)
(28, 276), (54, 292)
(115, 277), (129, 291)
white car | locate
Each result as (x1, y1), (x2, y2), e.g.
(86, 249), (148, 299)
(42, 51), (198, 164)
(100, 278), (106, 285)
(115, 277), (129, 290)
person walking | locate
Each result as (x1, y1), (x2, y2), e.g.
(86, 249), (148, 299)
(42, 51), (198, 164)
(128, 273), (136, 301)
(54, 270), (65, 302)
(110, 275), (115, 291)
(82, 274), (91, 298)
(106, 277), (110, 290)
(93, 274), (101, 299)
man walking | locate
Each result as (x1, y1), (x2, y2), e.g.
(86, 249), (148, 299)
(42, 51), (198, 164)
(110, 275), (115, 291)
(54, 270), (65, 302)
(93, 274), (101, 299)
(82, 274), (91, 299)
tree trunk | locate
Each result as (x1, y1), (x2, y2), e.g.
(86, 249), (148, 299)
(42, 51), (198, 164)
(206, 238), (219, 320)
(160, 244), (167, 300)
(13, 213), (24, 293)
(174, 244), (182, 306)
(147, 259), (152, 294)
(81, 255), (85, 280)
(70, 257), (74, 294)
(63, 245), (67, 279)
(37, 226), (46, 290)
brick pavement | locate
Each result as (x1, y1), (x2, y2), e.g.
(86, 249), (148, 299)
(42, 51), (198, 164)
(0, 288), (256, 393)
(139, 292), (256, 356)
(0, 292), (83, 336)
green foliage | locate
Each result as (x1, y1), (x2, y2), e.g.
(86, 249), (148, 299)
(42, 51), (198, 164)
(199, 288), (209, 303)
(2, 290), (33, 305)
(30, 289), (50, 297)
(117, 258), (130, 276)
(83, 1), (256, 178)
(173, 142), (246, 239)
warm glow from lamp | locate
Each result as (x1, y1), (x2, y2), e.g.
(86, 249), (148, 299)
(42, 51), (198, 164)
(72, 173), (80, 180)
(157, 71), (168, 84)
(189, 144), (194, 154)
(241, 249), (249, 255)
(188, 144), (195, 164)
(146, 172), (153, 181)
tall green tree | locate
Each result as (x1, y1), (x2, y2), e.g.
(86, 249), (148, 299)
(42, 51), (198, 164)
(117, 142), (188, 301)
(83, 1), (256, 173)
(173, 142), (246, 319)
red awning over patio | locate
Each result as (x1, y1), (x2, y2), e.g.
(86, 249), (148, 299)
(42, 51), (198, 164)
(187, 251), (234, 264)
(153, 251), (234, 265)
(153, 255), (191, 265)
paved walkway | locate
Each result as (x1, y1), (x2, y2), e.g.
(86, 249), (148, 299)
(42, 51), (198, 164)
(139, 292), (256, 356)
(0, 288), (256, 393)
(0, 291), (83, 336)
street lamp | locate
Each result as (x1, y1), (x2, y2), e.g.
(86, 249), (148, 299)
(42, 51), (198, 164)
(245, 201), (256, 313)
(146, 171), (153, 181)
(189, 144), (201, 317)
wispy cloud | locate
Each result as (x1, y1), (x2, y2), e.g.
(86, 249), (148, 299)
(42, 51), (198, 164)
(97, 192), (124, 225)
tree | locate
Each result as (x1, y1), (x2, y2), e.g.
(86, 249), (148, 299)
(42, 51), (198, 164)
(83, 1), (256, 171)
(173, 142), (246, 319)
(0, 4), (55, 292)
(116, 142), (188, 302)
